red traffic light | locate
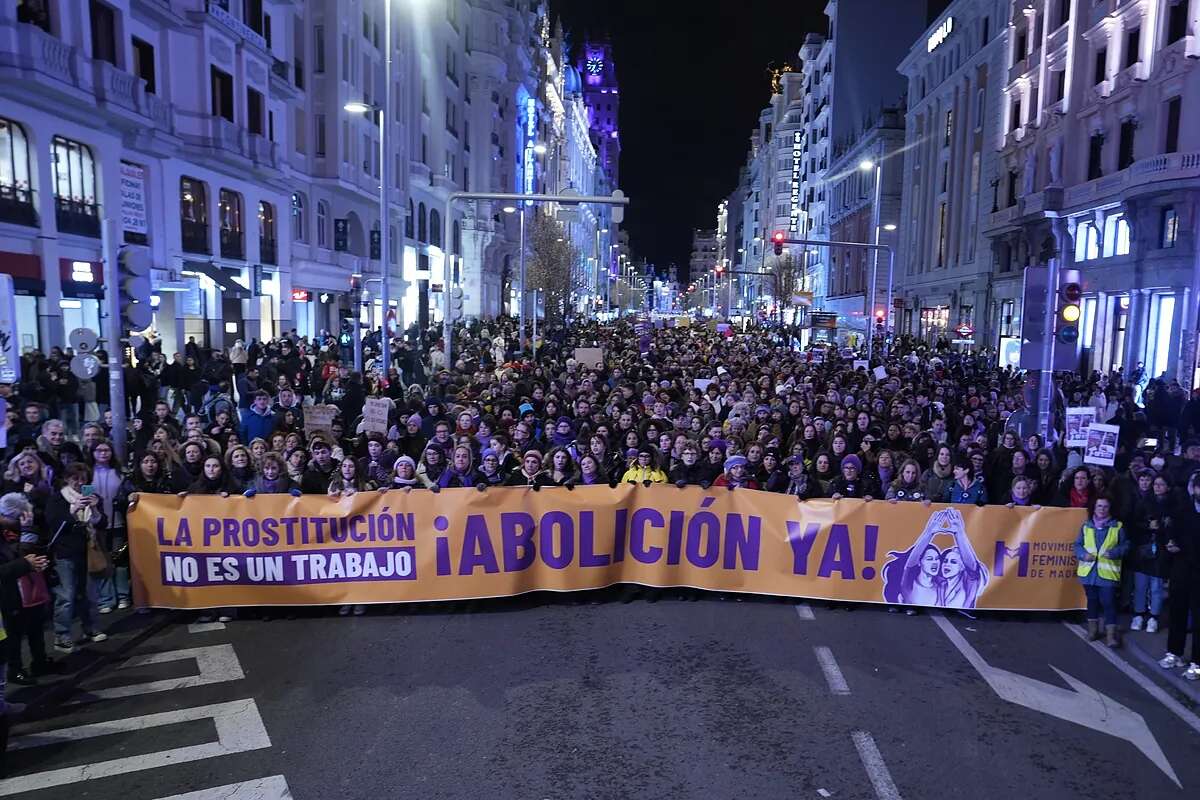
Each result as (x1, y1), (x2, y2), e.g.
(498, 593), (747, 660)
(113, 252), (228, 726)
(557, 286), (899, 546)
(772, 231), (785, 243)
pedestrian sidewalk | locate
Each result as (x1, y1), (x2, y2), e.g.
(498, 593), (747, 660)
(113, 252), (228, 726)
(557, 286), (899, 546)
(1118, 612), (1200, 707)
(6, 608), (175, 716)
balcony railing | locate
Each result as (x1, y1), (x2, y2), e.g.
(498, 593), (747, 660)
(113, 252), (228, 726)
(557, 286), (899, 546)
(260, 238), (277, 265)
(182, 219), (210, 254)
(220, 228), (245, 260)
(0, 186), (38, 228)
(55, 198), (100, 237)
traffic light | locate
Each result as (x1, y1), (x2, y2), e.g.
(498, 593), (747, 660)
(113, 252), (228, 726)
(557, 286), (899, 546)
(874, 309), (885, 336)
(1056, 269), (1082, 345)
(714, 264), (724, 279)
(773, 231), (785, 256)
(118, 246), (153, 332)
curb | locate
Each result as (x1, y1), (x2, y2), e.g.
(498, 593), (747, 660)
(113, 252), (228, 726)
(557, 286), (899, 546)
(1123, 629), (1200, 708)
(15, 610), (180, 718)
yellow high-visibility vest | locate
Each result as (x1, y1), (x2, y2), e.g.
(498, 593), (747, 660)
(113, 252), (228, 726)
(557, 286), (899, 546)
(1077, 521), (1122, 582)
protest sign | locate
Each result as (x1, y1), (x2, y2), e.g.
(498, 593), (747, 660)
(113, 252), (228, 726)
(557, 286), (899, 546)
(361, 398), (391, 435)
(1083, 423), (1119, 467)
(131, 488), (1087, 612)
(573, 347), (605, 369)
(304, 405), (338, 441)
(873, 365), (888, 381)
(853, 360), (869, 373)
(693, 378), (714, 392)
(1064, 407), (1096, 448)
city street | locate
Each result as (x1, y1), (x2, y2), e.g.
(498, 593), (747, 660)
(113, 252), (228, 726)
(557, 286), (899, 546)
(3, 596), (1198, 800)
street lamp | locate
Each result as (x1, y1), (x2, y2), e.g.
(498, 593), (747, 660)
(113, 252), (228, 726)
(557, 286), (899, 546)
(883, 223), (897, 231)
(343, 100), (393, 378)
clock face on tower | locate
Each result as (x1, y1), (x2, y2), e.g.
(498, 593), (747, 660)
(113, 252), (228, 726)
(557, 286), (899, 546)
(586, 57), (604, 75)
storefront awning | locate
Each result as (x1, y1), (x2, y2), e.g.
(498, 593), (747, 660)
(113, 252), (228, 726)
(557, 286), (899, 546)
(181, 261), (251, 299)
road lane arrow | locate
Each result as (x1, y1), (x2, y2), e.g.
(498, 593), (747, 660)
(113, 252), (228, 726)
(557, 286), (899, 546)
(933, 615), (1180, 787)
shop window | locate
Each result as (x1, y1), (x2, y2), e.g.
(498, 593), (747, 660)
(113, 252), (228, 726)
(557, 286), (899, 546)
(1161, 207), (1178, 248)
(1148, 294), (1176, 380)
(316, 200), (329, 248)
(52, 136), (99, 237)
(258, 201), (276, 265)
(219, 189), (244, 260)
(180, 177), (209, 254)
(0, 118), (36, 227)
(291, 192), (307, 242)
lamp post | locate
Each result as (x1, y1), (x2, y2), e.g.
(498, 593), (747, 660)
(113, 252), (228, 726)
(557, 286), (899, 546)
(860, 157), (884, 361)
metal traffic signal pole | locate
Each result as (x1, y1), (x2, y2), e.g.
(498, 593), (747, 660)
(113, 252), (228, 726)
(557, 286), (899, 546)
(440, 190), (629, 366)
(772, 236), (894, 360)
(100, 218), (128, 461)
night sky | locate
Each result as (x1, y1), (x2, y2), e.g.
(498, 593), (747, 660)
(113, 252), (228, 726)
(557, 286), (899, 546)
(551, 0), (948, 280)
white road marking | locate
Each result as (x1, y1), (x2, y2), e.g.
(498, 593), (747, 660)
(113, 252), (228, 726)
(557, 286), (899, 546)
(150, 776), (293, 800)
(794, 603), (815, 621)
(1063, 621), (1200, 737)
(814, 646), (850, 695)
(188, 622), (227, 633)
(851, 731), (902, 800)
(0, 699), (271, 796)
(67, 644), (245, 704)
(934, 615), (1180, 787)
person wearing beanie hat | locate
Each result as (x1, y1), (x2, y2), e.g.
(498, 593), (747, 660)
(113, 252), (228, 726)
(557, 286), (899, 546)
(830, 453), (876, 500)
(714, 453), (760, 490)
(389, 456), (421, 489)
(504, 449), (544, 487)
(477, 449), (505, 486)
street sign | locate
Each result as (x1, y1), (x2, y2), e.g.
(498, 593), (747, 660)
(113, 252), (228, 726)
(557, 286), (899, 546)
(70, 353), (101, 380)
(431, 283), (444, 293)
(955, 323), (975, 339)
(69, 327), (99, 353)
(611, 190), (626, 224)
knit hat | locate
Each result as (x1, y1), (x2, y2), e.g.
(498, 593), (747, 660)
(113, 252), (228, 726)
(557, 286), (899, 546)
(481, 448), (498, 461)
(519, 403), (535, 416)
(523, 449), (543, 464)
(841, 454), (863, 472)
(394, 456), (416, 472)
(405, 412), (422, 427)
(0, 492), (31, 521)
(724, 455), (749, 472)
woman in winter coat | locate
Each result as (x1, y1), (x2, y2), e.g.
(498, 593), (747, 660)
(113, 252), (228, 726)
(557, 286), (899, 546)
(668, 441), (710, 487)
(942, 457), (988, 505)
(1075, 496), (1129, 647)
(621, 445), (668, 485)
(0, 493), (52, 685)
(1158, 471), (1200, 680)
(243, 453), (299, 496)
(416, 446), (448, 490)
(886, 459), (929, 503)
(1129, 473), (1174, 634)
(921, 445), (955, 503)
(45, 462), (107, 654)
(438, 445), (479, 489)
(89, 440), (129, 613)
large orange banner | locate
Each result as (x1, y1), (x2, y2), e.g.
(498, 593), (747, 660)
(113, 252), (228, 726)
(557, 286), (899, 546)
(129, 487), (1088, 611)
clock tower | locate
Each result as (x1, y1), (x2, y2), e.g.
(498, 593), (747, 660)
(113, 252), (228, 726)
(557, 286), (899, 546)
(579, 41), (620, 187)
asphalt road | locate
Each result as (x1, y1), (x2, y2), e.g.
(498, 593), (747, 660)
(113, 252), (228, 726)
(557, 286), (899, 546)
(3, 594), (1199, 800)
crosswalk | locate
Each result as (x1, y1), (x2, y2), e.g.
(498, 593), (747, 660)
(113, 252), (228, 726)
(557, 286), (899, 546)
(0, 626), (292, 799)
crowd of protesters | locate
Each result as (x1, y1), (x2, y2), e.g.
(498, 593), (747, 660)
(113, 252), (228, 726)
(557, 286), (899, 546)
(1, 314), (1199, 717)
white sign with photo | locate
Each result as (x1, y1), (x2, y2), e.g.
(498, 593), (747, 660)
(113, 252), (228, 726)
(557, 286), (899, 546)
(361, 397), (391, 435)
(120, 161), (149, 235)
(1065, 407), (1097, 448)
(1083, 423), (1120, 467)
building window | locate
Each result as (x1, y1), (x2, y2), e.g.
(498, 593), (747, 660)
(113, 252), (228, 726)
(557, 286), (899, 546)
(1161, 207), (1179, 248)
(314, 25), (325, 73)
(52, 136), (99, 237)
(247, 88), (264, 136)
(944, 109), (953, 145)
(132, 38), (156, 94)
(1053, 70), (1065, 103)
(406, 200), (415, 239)
(1103, 213), (1130, 257)
(0, 118), (36, 227)
(389, 225), (398, 264)
(258, 201), (276, 265)
(316, 200), (328, 248)
(1125, 27), (1141, 69)
(218, 189), (244, 259)
(291, 192), (306, 242)
(430, 209), (442, 248)
(1118, 120), (1136, 170)
(417, 202), (427, 242)
(1087, 133), (1104, 180)
(1000, 299), (1015, 337)
(1015, 27), (1027, 62)
(211, 66), (235, 122)
(180, 177), (209, 254)
(314, 114), (326, 157)
(1010, 99), (1021, 131)
(936, 203), (947, 267)
(1168, 0), (1190, 44)
(1075, 220), (1100, 261)
(1164, 97), (1181, 154)
(244, 0), (263, 35)
(1058, 0), (1070, 27)
(1094, 48), (1107, 84)
(1006, 169), (1018, 207)
(89, 1), (117, 66)
(16, 0), (52, 32)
